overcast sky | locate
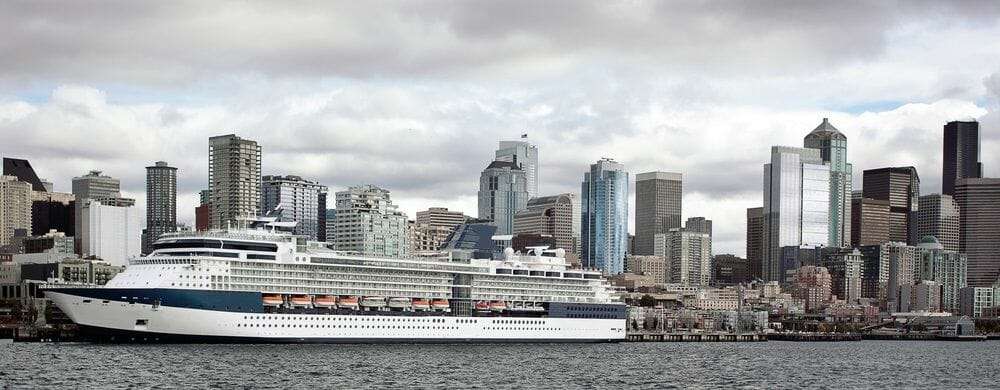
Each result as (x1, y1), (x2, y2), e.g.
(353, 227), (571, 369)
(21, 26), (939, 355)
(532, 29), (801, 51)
(1, 1), (999, 256)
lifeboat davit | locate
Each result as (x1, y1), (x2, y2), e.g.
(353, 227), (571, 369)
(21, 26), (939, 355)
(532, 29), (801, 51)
(431, 299), (450, 310)
(262, 294), (283, 306)
(290, 295), (312, 307)
(412, 298), (430, 311)
(338, 296), (359, 309)
(474, 301), (490, 311)
(360, 296), (387, 308)
(490, 300), (507, 312)
(388, 297), (412, 309)
(314, 295), (337, 308)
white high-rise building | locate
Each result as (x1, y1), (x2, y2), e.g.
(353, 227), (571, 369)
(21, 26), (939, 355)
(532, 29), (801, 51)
(495, 139), (538, 199)
(81, 198), (141, 266)
(763, 146), (831, 281)
(333, 185), (409, 257)
(654, 228), (711, 287)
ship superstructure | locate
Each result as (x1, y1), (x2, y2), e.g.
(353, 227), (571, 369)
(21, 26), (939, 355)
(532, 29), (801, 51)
(45, 226), (626, 343)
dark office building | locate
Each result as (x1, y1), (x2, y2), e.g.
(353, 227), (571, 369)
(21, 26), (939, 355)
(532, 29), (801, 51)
(746, 207), (764, 280)
(634, 172), (682, 255)
(2, 158), (46, 192)
(317, 192), (328, 242)
(712, 254), (751, 286)
(862, 167), (919, 245)
(955, 178), (1000, 287)
(851, 194), (890, 247)
(942, 121), (982, 196)
(31, 193), (75, 237)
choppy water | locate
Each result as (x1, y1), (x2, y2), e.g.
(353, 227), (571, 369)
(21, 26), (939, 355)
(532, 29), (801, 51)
(2, 341), (999, 389)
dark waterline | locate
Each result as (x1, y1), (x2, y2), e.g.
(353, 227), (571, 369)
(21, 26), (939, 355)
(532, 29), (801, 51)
(3, 341), (999, 389)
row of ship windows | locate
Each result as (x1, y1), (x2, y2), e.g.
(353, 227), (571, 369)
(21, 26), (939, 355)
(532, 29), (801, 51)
(241, 315), (448, 323)
(233, 324), (565, 331)
(237, 324), (464, 330)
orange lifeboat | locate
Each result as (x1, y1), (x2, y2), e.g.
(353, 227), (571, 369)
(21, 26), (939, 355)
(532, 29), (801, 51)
(412, 299), (430, 311)
(431, 299), (450, 310)
(475, 301), (490, 311)
(338, 296), (359, 309)
(314, 295), (337, 308)
(490, 300), (507, 312)
(262, 294), (283, 306)
(290, 295), (312, 307)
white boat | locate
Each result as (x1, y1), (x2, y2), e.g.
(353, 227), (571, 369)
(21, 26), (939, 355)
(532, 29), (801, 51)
(44, 223), (626, 343)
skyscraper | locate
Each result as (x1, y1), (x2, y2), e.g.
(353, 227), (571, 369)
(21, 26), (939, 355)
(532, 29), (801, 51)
(333, 185), (409, 257)
(917, 194), (959, 252)
(634, 171), (682, 255)
(143, 161), (177, 254)
(746, 207), (764, 280)
(804, 118), (853, 247)
(862, 167), (920, 245)
(0, 176), (32, 247)
(261, 175), (327, 240)
(955, 178), (1000, 287)
(654, 228), (711, 286)
(208, 134), (261, 229)
(851, 194), (890, 247)
(477, 160), (529, 235)
(495, 139), (538, 199)
(581, 158), (629, 274)
(763, 146), (830, 281)
(513, 194), (578, 260)
(942, 121), (982, 196)
(72, 170), (121, 253)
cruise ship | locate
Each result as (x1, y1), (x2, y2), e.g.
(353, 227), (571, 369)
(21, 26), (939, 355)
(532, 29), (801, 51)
(44, 224), (626, 343)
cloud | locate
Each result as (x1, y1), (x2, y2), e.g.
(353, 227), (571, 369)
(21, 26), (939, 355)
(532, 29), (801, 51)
(1, 2), (999, 256)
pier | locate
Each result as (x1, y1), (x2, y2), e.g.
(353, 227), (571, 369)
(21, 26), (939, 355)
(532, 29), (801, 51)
(768, 332), (861, 342)
(625, 330), (766, 342)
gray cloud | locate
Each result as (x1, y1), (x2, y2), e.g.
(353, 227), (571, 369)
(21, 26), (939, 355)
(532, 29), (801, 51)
(1, 1), (999, 256)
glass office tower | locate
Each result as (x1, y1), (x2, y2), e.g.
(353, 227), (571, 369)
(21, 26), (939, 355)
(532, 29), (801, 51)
(581, 158), (629, 275)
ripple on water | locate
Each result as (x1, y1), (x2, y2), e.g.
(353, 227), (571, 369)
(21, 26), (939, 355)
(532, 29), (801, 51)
(2, 341), (1000, 389)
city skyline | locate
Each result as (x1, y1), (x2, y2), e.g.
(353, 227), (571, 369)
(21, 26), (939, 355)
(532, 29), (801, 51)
(2, 3), (1000, 257)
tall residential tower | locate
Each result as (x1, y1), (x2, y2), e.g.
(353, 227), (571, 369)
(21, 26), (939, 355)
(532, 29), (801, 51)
(143, 161), (177, 254)
(208, 134), (261, 229)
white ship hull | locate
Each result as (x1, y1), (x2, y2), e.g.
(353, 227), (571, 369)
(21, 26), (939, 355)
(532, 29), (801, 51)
(48, 290), (626, 343)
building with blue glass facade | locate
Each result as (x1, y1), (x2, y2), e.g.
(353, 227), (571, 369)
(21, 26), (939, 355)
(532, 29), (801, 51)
(581, 158), (629, 275)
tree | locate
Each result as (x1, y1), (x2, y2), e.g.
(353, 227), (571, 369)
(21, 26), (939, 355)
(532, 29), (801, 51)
(639, 294), (657, 307)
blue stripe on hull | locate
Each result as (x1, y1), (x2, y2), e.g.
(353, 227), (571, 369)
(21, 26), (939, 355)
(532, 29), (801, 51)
(47, 288), (264, 313)
(77, 325), (621, 344)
